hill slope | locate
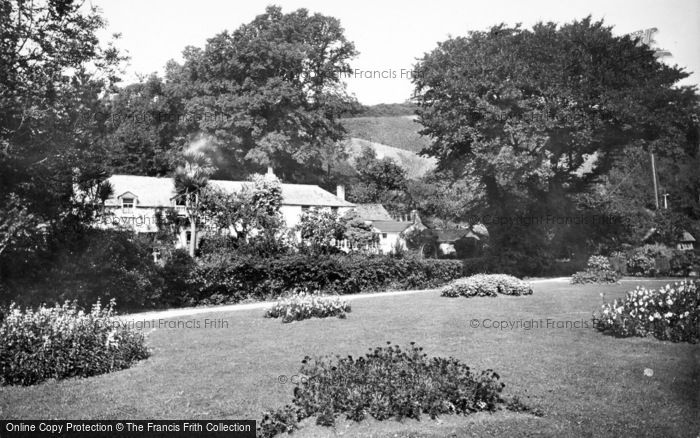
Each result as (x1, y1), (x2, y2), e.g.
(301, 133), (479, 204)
(341, 116), (431, 153)
(343, 137), (436, 179)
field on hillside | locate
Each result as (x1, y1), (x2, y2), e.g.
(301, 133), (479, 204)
(344, 137), (436, 179)
(341, 116), (432, 153)
(2, 279), (697, 437)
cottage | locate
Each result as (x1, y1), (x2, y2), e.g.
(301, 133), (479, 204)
(99, 174), (354, 249)
(351, 205), (425, 254)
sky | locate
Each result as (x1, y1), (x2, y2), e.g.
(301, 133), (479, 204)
(93, 0), (700, 105)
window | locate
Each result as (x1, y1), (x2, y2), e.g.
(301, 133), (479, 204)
(301, 206), (310, 212)
(175, 196), (187, 213)
(382, 233), (388, 239)
(331, 207), (338, 215)
(122, 197), (134, 214)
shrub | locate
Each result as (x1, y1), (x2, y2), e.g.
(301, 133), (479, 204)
(260, 343), (506, 437)
(265, 292), (351, 323)
(159, 249), (198, 307)
(571, 255), (622, 284)
(593, 281), (700, 343)
(0, 300), (150, 386)
(626, 244), (674, 277)
(5, 230), (164, 311)
(190, 253), (463, 304)
(442, 274), (532, 298)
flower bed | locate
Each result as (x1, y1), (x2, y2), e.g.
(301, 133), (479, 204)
(0, 300), (150, 386)
(571, 255), (621, 284)
(259, 343), (508, 437)
(593, 281), (700, 343)
(441, 274), (532, 298)
(265, 292), (351, 323)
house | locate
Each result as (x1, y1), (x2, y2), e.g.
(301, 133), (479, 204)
(677, 230), (696, 251)
(98, 174), (354, 249)
(435, 228), (483, 258)
(642, 228), (696, 251)
(350, 205), (425, 254)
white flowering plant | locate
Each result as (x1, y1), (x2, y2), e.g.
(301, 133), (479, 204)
(593, 280), (700, 343)
(265, 291), (351, 323)
(441, 274), (532, 298)
(0, 299), (150, 386)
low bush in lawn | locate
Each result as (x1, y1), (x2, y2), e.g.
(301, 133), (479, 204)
(441, 274), (532, 298)
(190, 253), (463, 304)
(593, 280), (700, 343)
(0, 300), (150, 386)
(265, 292), (351, 323)
(259, 343), (506, 437)
(571, 255), (621, 284)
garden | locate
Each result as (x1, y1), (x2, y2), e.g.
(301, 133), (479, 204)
(1, 278), (698, 437)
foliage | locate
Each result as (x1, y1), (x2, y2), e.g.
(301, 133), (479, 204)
(159, 249), (198, 307)
(189, 252), (463, 304)
(296, 209), (345, 254)
(199, 173), (291, 257)
(441, 274), (532, 298)
(347, 146), (411, 215)
(413, 18), (699, 273)
(0, 300), (149, 386)
(571, 255), (622, 284)
(593, 281), (700, 343)
(341, 211), (379, 252)
(1, 229), (164, 311)
(265, 292), (351, 323)
(626, 244), (674, 277)
(0, 0), (125, 278)
(165, 5), (357, 180)
(260, 343), (505, 436)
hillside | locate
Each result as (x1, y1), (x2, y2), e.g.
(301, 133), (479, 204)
(341, 116), (432, 153)
(343, 137), (436, 179)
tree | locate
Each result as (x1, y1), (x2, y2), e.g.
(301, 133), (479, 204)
(341, 211), (378, 252)
(174, 151), (216, 256)
(348, 146), (411, 215)
(198, 173), (290, 256)
(102, 74), (182, 176)
(165, 5), (358, 181)
(413, 18), (699, 271)
(296, 209), (345, 254)
(1, 0), (124, 278)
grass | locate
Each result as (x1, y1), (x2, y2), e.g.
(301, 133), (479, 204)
(1, 279), (698, 437)
(341, 116), (431, 153)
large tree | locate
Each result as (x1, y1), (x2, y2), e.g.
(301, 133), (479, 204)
(413, 18), (699, 271)
(165, 5), (358, 181)
(1, 0), (123, 274)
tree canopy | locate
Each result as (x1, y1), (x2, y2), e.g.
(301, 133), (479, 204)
(413, 17), (699, 267)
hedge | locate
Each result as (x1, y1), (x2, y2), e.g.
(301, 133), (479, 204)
(186, 253), (463, 305)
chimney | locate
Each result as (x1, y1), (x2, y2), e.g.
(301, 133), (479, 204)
(336, 184), (345, 201)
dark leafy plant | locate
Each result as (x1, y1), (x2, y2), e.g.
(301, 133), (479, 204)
(260, 343), (507, 437)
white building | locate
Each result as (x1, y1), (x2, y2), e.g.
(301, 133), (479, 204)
(98, 174), (355, 249)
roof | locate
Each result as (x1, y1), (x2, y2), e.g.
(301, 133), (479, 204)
(371, 220), (413, 233)
(104, 175), (355, 208)
(680, 230), (696, 242)
(435, 229), (480, 242)
(353, 204), (393, 221)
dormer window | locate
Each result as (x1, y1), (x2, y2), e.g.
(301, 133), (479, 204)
(122, 197), (135, 214)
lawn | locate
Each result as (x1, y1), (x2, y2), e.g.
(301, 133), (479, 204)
(1, 279), (698, 437)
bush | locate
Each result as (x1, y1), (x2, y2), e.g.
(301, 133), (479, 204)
(626, 244), (674, 277)
(0, 300), (150, 386)
(159, 249), (198, 307)
(260, 343), (506, 437)
(593, 281), (700, 343)
(4, 230), (164, 311)
(571, 255), (621, 284)
(190, 253), (463, 304)
(265, 292), (351, 323)
(442, 274), (532, 298)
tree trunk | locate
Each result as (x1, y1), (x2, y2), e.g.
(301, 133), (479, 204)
(189, 218), (196, 257)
